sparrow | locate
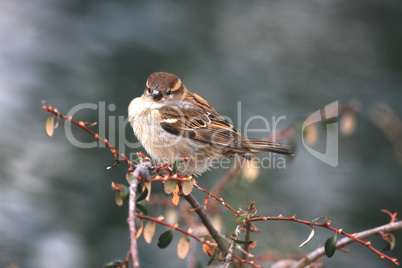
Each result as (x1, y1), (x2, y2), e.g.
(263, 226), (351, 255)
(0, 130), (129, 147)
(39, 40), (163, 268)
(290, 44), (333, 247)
(128, 72), (293, 176)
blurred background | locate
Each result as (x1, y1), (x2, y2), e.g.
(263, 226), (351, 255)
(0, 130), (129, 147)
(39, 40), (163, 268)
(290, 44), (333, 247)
(0, 0), (401, 267)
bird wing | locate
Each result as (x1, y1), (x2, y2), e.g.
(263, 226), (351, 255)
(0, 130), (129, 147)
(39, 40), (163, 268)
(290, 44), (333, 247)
(158, 99), (241, 148)
(157, 91), (293, 156)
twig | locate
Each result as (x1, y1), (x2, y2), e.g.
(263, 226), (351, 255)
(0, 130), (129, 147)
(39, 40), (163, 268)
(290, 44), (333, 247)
(212, 157), (243, 196)
(193, 181), (240, 216)
(129, 177), (140, 268)
(182, 193), (228, 255)
(137, 214), (259, 267)
(221, 235), (254, 259)
(249, 215), (401, 266)
(224, 224), (243, 268)
(137, 214), (204, 242)
(41, 102), (136, 169)
(292, 220), (402, 268)
(242, 220), (252, 261)
(127, 162), (152, 268)
(43, 101), (398, 268)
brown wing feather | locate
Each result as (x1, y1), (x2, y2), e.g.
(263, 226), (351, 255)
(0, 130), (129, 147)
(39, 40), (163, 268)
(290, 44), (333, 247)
(159, 104), (241, 147)
(158, 91), (293, 156)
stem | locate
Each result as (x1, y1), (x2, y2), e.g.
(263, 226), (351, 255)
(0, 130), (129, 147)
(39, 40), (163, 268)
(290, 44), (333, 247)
(182, 193), (228, 255)
(242, 221), (251, 261)
(292, 220), (402, 268)
(224, 224), (242, 268)
(129, 178), (140, 268)
(193, 181), (240, 216)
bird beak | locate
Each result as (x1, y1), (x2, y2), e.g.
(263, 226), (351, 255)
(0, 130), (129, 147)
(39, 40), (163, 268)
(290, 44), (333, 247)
(151, 90), (163, 100)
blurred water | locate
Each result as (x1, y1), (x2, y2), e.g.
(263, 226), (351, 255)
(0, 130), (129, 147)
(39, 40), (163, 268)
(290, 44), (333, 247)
(1, 0), (401, 267)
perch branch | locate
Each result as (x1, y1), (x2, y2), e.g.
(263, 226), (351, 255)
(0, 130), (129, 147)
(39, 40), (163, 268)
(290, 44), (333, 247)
(292, 220), (402, 267)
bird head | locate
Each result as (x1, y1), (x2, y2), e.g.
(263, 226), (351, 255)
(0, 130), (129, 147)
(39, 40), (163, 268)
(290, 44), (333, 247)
(143, 72), (185, 105)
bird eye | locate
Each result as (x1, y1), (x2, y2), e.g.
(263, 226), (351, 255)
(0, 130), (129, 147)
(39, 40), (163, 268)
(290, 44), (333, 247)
(167, 89), (172, 96)
(147, 88), (151, 94)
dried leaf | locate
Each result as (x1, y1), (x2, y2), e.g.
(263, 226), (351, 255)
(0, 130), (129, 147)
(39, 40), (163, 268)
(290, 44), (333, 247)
(388, 233), (396, 250)
(249, 240), (257, 249)
(299, 227), (315, 247)
(111, 181), (121, 191)
(136, 219), (144, 239)
(177, 235), (190, 259)
(164, 179), (177, 194)
(143, 221), (156, 244)
(181, 180), (193, 196)
(45, 115), (55, 137)
(115, 192), (123, 207)
(381, 233), (396, 252)
(126, 172), (133, 183)
(172, 184), (180, 206)
(144, 182), (151, 201)
(202, 243), (215, 257)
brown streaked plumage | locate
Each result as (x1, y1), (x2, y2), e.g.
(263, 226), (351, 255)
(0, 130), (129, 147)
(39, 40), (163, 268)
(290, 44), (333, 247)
(129, 72), (293, 175)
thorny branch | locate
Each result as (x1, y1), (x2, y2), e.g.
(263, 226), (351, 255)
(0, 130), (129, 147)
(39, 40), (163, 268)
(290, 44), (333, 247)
(42, 101), (401, 267)
(249, 214), (400, 266)
(292, 220), (402, 267)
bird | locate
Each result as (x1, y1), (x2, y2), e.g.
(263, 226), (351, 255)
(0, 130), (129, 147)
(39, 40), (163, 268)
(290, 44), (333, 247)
(128, 72), (293, 176)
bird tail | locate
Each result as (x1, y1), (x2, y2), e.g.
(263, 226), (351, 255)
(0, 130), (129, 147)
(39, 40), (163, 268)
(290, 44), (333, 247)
(241, 138), (294, 156)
